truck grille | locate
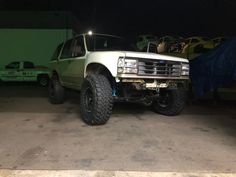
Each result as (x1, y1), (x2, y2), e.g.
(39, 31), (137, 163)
(138, 59), (182, 77)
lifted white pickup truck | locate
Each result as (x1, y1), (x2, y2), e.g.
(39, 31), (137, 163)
(0, 61), (49, 86)
(49, 33), (189, 125)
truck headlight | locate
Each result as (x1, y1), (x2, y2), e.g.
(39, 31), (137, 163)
(117, 58), (125, 67)
(181, 63), (189, 76)
(125, 59), (137, 68)
(117, 58), (138, 74)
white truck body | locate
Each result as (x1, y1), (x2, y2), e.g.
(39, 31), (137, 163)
(49, 33), (189, 125)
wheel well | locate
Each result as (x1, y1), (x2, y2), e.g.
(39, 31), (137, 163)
(86, 63), (115, 88)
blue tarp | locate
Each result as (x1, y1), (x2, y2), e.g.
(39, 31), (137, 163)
(190, 37), (236, 97)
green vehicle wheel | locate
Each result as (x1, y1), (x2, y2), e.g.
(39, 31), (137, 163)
(38, 76), (49, 86)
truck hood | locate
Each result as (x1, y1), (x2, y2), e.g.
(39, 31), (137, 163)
(88, 51), (188, 63)
(123, 51), (188, 62)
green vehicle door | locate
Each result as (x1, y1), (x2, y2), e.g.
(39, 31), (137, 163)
(22, 61), (37, 81)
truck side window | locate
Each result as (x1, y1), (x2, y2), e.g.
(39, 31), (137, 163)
(24, 61), (35, 69)
(5, 62), (20, 69)
(73, 36), (85, 57)
(60, 39), (73, 59)
(51, 43), (63, 61)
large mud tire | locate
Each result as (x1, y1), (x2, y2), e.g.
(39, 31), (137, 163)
(80, 74), (113, 125)
(152, 88), (186, 116)
(48, 76), (65, 104)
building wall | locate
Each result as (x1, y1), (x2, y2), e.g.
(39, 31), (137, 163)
(0, 29), (72, 68)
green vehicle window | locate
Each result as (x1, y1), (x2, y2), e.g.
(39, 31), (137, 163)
(23, 62), (35, 69)
(5, 62), (20, 69)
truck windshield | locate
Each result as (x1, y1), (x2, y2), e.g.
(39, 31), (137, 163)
(85, 34), (131, 51)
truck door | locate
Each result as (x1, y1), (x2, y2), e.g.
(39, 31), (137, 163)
(66, 35), (86, 88)
(58, 35), (86, 89)
(57, 39), (74, 85)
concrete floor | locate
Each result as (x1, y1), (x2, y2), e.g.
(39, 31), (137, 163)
(0, 84), (235, 173)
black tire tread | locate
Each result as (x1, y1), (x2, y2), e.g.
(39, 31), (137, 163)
(153, 88), (186, 116)
(49, 77), (65, 104)
(80, 74), (113, 125)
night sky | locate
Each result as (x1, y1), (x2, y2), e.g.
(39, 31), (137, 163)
(1, 0), (236, 37)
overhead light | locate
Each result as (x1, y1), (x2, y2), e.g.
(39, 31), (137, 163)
(88, 30), (93, 35)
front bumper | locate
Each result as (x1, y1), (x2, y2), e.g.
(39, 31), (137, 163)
(116, 75), (189, 89)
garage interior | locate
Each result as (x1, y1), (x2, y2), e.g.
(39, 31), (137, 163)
(0, 1), (236, 177)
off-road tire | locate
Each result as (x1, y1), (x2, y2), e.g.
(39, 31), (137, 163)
(38, 76), (49, 86)
(152, 88), (186, 116)
(80, 74), (113, 125)
(48, 76), (65, 104)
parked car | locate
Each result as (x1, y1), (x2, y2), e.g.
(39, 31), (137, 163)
(157, 36), (183, 53)
(182, 36), (214, 55)
(0, 61), (49, 86)
(49, 32), (189, 125)
(211, 36), (228, 47)
(136, 35), (159, 51)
